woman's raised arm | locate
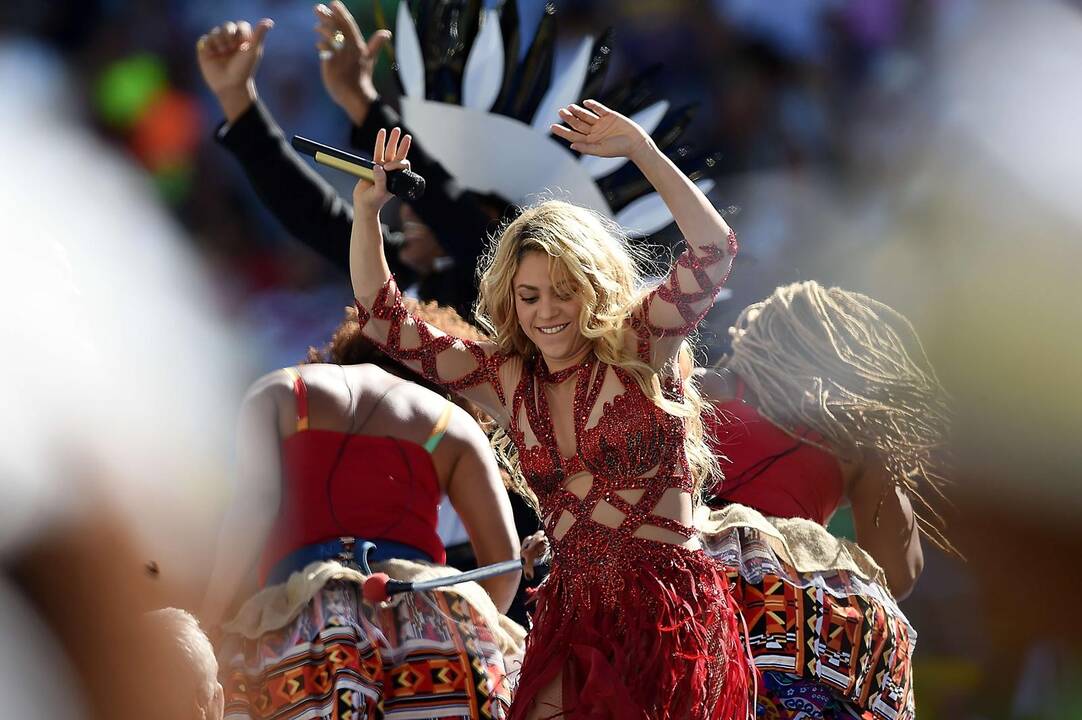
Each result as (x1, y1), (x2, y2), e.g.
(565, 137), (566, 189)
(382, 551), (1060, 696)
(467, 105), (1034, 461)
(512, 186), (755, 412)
(350, 128), (511, 420)
(551, 100), (737, 365)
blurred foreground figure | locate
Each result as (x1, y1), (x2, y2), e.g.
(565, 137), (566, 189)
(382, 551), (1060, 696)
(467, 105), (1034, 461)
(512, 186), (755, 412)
(0, 31), (243, 720)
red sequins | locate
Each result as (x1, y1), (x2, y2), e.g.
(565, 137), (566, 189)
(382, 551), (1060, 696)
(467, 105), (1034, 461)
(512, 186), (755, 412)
(355, 278), (508, 404)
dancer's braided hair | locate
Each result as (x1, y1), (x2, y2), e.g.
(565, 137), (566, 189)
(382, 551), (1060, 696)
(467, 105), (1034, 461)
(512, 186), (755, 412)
(724, 281), (955, 553)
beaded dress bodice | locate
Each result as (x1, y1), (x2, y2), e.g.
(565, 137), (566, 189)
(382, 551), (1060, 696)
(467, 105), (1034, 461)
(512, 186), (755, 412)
(511, 354), (698, 569)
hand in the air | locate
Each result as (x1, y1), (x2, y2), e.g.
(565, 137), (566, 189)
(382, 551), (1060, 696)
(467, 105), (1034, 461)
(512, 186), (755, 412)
(196, 19), (274, 96)
(314, 1), (392, 125)
(550, 99), (652, 161)
(353, 127), (412, 215)
(519, 531), (549, 580)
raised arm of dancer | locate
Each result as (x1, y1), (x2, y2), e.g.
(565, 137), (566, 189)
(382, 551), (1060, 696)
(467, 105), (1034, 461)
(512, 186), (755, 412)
(198, 14), (488, 279)
(316, 1), (494, 265)
(848, 458), (924, 600)
(200, 372), (287, 628)
(350, 128), (511, 419)
(197, 18), (371, 273)
(443, 404), (520, 612)
(552, 100), (737, 364)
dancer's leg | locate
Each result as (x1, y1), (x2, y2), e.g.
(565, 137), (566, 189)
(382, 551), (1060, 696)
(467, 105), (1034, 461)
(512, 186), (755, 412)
(523, 670), (564, 720)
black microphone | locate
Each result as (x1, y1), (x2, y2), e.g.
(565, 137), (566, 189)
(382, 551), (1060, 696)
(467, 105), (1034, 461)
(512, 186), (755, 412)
(291, 135), (426, 200)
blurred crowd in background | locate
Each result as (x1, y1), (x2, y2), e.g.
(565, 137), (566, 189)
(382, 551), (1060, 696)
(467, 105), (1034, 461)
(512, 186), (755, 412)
(3, 0), (1082, 717)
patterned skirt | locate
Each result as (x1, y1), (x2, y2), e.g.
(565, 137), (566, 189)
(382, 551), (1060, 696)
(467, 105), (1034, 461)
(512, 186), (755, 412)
(218, 559), (524, 719)
(699, 505), (916, 720)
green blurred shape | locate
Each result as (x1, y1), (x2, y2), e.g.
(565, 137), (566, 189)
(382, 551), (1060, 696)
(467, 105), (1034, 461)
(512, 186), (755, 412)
(153, 161), (194, 204)
(827, 505), (856, 541)
(95, 54), (168, 128)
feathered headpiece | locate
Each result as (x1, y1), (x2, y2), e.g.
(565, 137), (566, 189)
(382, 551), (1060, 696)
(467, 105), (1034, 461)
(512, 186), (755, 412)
(389, 0), (721, 237)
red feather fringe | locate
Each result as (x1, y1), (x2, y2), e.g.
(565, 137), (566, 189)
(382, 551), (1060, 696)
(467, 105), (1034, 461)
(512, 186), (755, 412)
(510, 546), (753, 719)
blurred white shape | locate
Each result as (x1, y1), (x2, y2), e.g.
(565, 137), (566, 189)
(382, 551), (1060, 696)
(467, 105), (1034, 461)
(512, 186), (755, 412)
(395, 1), (425, 99)
(943, 0), (1082, 229)
(437, 497), (470, 546)
(462, 8), (504, 111)
(0, 39), (244, 586)
(617, 179), (716, 237)
(580, 100), (671, 179)
(401, 98), (610, 213)
(0, 576), (83, 718)
(531, 36), (594, 131)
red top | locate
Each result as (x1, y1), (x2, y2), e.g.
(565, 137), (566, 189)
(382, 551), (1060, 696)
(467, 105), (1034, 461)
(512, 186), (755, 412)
(258, 370), (446, 584)
(704, 378), (844, 526)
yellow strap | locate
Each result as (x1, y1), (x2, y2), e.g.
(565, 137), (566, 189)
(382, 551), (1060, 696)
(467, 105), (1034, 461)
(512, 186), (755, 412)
(423, 401), (454, 453)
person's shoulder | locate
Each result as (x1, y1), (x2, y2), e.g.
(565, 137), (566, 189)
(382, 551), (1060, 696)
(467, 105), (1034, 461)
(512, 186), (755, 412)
(243, 368), (295, 404)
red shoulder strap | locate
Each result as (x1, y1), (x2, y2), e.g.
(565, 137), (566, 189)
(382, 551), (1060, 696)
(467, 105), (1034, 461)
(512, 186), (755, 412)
(282, 367), (309, 432)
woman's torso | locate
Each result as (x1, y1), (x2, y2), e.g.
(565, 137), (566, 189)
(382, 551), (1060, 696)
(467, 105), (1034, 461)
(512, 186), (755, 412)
(508, 354), (699, 574)
(259, 364), (451, 583)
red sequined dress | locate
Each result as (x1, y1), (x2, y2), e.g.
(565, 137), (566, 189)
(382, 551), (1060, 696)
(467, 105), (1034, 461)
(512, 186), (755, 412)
(355, 232), (752, 719)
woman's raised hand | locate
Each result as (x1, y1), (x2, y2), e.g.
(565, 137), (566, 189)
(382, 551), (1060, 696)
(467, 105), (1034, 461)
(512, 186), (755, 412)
(353, 127), (412, 215)
(314, 1), (391, 125)
(196, 19), (274, 97)
(550, 99), (652, 161)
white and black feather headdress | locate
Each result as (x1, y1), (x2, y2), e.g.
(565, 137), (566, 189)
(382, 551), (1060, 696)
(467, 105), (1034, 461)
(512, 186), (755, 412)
(389, 0), (722, 238)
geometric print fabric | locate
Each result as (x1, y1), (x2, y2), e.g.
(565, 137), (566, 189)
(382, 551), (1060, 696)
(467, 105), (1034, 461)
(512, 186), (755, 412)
(219, 579), (511, 719)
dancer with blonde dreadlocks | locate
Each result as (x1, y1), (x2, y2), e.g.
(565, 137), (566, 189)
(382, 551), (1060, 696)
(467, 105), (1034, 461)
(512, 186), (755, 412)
(696, 281), (950, 720)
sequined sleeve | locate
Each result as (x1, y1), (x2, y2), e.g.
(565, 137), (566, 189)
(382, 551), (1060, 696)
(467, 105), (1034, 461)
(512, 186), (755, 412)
(630, 229), (738, 360)
(355, 276), (509, 411)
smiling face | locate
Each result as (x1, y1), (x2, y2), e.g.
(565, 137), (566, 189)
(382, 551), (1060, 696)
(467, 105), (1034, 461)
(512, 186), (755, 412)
(512, 251), (591, 370)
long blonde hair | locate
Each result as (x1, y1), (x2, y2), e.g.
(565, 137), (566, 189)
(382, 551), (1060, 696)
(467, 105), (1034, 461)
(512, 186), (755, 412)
(724, 281), (953, 550)
(475, 200), (719, 507)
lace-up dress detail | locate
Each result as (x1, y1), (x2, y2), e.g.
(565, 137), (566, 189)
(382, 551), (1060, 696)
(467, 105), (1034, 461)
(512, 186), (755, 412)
(355, 232), (751, 719)
(514, 355), (696, 587)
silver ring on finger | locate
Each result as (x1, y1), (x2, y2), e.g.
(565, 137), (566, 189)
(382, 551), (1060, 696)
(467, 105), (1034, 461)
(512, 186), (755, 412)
(319, 49), (334, 61)
(330, 30), (345, 52)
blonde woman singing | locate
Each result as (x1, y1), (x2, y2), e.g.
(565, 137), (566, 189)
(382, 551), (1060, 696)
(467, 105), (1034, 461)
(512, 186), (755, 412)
(349, 102), (753, 719)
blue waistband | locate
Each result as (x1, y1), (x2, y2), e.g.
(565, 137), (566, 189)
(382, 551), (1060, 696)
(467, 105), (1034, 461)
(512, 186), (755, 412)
(265, 537), (435, 587)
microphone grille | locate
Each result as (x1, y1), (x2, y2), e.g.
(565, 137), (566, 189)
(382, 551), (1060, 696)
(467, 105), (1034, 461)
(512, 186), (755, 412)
(388, 169), (426, 200)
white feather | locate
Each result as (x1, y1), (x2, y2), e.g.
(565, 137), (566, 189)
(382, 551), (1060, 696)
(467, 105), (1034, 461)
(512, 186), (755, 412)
(462, 9), (504, 110)
(580, 100), (670, 179)
(616, 179), (716, 237)
(531, 36), (594, 131)
(395, 1), (425, 98)
(400, 98), (611, 214)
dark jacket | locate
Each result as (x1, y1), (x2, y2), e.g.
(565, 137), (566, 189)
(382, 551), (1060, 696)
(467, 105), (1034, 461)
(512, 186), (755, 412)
(216, 97), (492, 320)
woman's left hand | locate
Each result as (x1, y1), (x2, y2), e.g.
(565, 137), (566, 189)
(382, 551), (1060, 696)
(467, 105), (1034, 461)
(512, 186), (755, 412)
(550, 99), (651, 161)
